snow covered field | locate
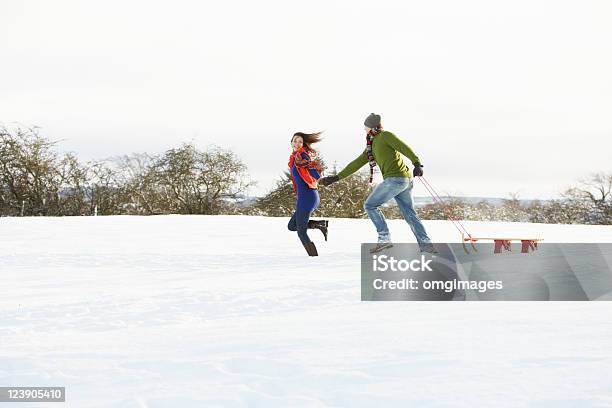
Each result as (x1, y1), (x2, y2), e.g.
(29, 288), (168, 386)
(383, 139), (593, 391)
(1, 215), (612, 407)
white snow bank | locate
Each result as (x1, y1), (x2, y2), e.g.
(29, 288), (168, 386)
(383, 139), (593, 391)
(1, 215), (611, 407)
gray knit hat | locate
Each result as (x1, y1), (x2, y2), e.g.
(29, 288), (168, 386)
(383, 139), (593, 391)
(364, 113), (381, 128)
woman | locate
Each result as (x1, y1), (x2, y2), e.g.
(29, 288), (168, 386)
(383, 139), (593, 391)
(287, 132), (329, 256)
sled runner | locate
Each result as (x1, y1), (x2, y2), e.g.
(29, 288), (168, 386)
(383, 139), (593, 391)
(417, 177), (543, 255)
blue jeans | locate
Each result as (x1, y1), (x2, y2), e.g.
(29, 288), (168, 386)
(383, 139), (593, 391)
(287, 210), (312, 244)
(364, 177), (431, 245)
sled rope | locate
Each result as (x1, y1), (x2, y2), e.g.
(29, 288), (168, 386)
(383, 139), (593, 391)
(417, 176), (473, 240)
(417, 177), (542, 254)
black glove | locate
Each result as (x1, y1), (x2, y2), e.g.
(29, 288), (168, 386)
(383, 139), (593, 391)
(412, 163), (424, 177)
(319, 175), (340, 186)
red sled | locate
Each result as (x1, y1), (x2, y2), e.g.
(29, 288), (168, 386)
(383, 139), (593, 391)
(462, 234), (543, 254)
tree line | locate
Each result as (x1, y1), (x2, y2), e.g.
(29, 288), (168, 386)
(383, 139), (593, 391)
(0, 126), (250, 216)
(1, 125), (610, 224)
(255, 171), (612, 225)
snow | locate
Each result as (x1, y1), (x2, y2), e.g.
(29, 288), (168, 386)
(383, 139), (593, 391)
(1, 215), (612, 407)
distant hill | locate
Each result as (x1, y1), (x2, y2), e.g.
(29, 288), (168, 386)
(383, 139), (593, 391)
(411, 196), (547, 207)
(233, 195), (549, 208)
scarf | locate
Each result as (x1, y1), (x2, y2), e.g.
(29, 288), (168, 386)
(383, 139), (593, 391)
(288, 147), (321, 192)
(366, 126), (383, 183)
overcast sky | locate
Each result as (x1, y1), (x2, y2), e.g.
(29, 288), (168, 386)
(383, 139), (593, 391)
(1, 0), (611, 198)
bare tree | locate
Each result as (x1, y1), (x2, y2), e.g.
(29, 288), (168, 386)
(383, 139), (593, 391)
(254, 171), (295, 217)
(0, 126), (68, 216)
(57, 152), (89, 215)
(563, 172), (612, 224)
(150, 143), (252, 214)
(565, 173), (612, 204)
(83, 159), (125, 215)
(112, 153), (159, 214)
(317, 168), (372, 218)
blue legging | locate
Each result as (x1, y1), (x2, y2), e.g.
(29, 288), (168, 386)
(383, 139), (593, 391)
(287, 210), (312, 244)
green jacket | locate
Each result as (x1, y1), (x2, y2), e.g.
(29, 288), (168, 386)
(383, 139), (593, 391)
(337, 131), (420, 180)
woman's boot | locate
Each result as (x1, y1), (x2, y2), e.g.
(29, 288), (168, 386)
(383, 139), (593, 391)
(307, 220), (328, 241)
(302, 241), (318, 256)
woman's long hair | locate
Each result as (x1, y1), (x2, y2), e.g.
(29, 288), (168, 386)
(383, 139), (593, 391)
(292, 131), (323, 155)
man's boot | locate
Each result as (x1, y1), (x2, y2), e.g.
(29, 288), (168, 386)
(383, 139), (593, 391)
(369, 242), (393, 254)
(419, 243), (438, 254)
(307, 219), (328, 241)
(302, 241), (318, 256)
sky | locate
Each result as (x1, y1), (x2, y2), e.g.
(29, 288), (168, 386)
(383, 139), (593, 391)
(1, 0), (611, 198)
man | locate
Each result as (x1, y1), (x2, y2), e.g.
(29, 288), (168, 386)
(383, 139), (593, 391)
(320, 113), (435, 253)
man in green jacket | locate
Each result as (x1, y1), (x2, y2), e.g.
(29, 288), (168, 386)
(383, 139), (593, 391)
(320, 113), (434, 253)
